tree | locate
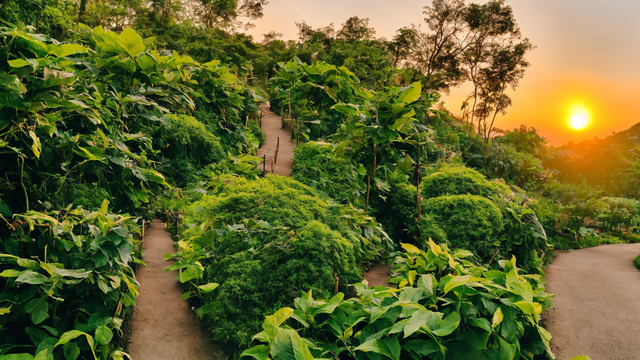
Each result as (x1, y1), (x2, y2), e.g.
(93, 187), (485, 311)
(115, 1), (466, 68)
(474, 39), (534, 141)
(463, 0), (532, 141)
(390, 0), (532, 140)
(183, 0), (269, 31)
(337, 16), (376, 42)
(333, 82), (430, 212)
(391, 0), (468, 92)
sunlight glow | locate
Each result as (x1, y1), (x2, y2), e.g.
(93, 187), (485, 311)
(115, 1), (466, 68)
(568, 106), (591, 130)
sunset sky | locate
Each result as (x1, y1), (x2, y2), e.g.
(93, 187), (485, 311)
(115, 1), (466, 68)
(246, 0), (640, 145)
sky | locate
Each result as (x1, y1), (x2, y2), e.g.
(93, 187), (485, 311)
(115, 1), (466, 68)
(245, 0), (640, 145)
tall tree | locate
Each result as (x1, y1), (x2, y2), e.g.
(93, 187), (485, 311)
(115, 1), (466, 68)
(337, 16), (376, 42)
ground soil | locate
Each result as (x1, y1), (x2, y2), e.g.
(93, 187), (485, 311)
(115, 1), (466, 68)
(256, 103), (294, 177)
(542, 243), (640, 359)
(363, 264), (392, 287)
(127, 220), (226, 360)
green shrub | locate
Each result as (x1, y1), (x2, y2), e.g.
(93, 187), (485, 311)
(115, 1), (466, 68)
(420, 165), (511, 200)
(422, 195), (503, 261)
(242, 242), (554, 360)
(0, 206), (141, 359)
(155, 114), (226, 187)
(634, 254), (640, 271)
(598, 234), (626, 244)
(291, 142), (366, 206)
(166, 176), (391, 352)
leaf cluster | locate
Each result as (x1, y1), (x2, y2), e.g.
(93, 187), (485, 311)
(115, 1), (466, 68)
(242, 241), (554, 360)
(0, 204), (142, 359)
(162, 176), (392, 352)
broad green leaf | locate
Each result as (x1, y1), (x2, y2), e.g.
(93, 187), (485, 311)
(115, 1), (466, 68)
(118, 28), (145, 58)
(499, 337), (516, 360)
(95, 325), (113, 345)
(514, 301), (542, 323)
(16, 271), (50, 285)
(8, 59), (31, 68)
(48, 44), (88, 58)
(492, 308), (504, 329)
(354, 339), (392, 359)
(418, 274), (437, 297)
(499, 306), (517, 342)
(100, 199), (109, 214)
(0, 305), (12, 314)
(404, 310), (436, 338)
(241, 345), (270, 360)
(17, 258), (38, 270)
(33, 349), (52, 360)
(271, 328), (313, 360)
(468, 317), (491, 332)
(444, 275), (475, 294)
(382, 335), (401, 360)
(0, 354), (35, 360)
(391, 117), (413, 131)
(122, 275), (139, 297)
(29, 131), (41, 158)
(313, 292), (344, 315)
(62, 342), (80, 360)
(398, 82), (421, 104)
(54, 330), (97, 360)
(24, 297), (49, 324)
(55, 269), (92, 279)
(0, 269), (25, 277)
(261, 307), (293, 341)
(432, 311), (461, 336)
(197, 283), (219, 293)
(55, 330), (87, 346)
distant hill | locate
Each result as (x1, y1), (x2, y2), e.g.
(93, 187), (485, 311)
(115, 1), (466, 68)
(544, 122), (640, 194)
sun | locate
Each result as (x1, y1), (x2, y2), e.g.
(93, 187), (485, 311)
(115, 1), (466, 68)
(568, 106), (591, 130)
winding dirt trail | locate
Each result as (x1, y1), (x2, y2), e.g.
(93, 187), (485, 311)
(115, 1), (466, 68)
(127, 220), (225, 360)
(255, 103), (386, 285)
(257, 103), (295, 177)
(543, 243), (640, 359)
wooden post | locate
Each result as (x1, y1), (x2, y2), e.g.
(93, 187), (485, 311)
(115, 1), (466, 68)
(271, 137), (280, 174)
(245, 115), (249, 127)
(141, 219), (145, 242)
(288, 91), (292, 121)
(263, 154), (266, 173)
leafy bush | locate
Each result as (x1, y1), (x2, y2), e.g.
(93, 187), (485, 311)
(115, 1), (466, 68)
(420, 165), (512, 200)
(422, 195), (503, 261)
(291, 141), (366, 206)
(242, 242), (554, 360)
(634, 254), (640, 271)
(0, 205), (141, 359)
(165, 176), (391, 352)
(154, 114), (226, 187)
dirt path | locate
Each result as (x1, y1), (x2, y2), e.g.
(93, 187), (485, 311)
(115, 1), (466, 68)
(543, 243), (640, 359)
(257, 103), (294, 177)
(364, 264), (392, 287)
(127, 220), (225, 360)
